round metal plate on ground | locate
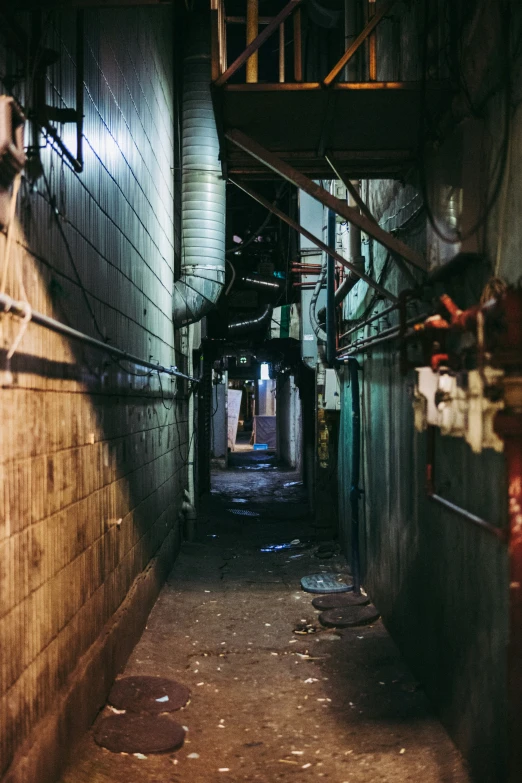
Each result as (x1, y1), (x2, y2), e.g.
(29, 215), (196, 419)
(301, 573), (354, 594)
(312, 592), (370, 610)
(319, 604), (380, 628)
(94, 713), (185, 754)
(108, 676), (190, 713)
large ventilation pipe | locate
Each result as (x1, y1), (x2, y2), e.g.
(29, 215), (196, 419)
(173, 20), (226, 327)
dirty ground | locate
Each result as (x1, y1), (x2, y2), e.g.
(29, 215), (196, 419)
(59, 452), (470, 783)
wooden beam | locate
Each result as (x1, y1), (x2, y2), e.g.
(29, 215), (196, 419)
(229, 178), (399, 303)
(293, 8), (302, 82)
(214, 0), (302, 87)
(323, 0), (397, 87)
(226, 129), (426, 270)
(16, 0), (168, 7)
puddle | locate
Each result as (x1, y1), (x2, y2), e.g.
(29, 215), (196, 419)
(283, 480), (303, 488)
(260, 539), (307, 553)
(236, 464), (276, 471)
(230, 498), (248, 503)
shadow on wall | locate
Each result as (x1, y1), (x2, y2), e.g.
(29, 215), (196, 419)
(0, 7), (189, 781)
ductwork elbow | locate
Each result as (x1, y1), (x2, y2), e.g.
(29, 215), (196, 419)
(173, 21), (226, 327)
(228, 305), (273, 336)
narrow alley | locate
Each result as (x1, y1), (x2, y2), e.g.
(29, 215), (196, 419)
(59, 453), (469, 783)
(1, 2), (521, 783)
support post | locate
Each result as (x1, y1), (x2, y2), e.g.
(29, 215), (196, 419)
(368, 0), (377, 81)
(348, 358), (362, 595)
(279, 22), (285, 83)
(293, 8), (302, 81)
(226, 129), (426, 270)
(246, 0), (259, 83)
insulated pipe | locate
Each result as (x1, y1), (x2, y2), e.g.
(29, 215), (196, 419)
(240, 272), (282, 292)
(173, 19), (226, 327)
(348, 358), (362, 595)
(228, 304), (272, 335)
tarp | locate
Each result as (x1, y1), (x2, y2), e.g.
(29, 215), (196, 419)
(228, 390), (243, 450)
(254, 415), (276, 450)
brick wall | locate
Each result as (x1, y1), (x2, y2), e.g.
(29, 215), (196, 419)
(0, 7), (189, 778)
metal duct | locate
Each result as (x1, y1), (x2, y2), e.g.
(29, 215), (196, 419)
(173, 21), (226, 327)
(228, 305), (273, 335)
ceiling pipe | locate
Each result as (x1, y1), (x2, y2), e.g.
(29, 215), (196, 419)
(173, 17), (226, 327)
(228, 305), (273, 335)
(240, 272), (283, 292)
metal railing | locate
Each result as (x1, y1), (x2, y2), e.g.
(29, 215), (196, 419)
(211, 0), (398, 87)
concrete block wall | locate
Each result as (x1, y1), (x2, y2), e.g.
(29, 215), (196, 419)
(0, 7), (189, 780)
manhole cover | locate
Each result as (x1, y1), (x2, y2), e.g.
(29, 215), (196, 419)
(312, 592), (369, 610)
(318, 604), (380, 628)
(109, 676), (190, 713)
(94, 713), (185, 754)
(301, 573), (353, 594)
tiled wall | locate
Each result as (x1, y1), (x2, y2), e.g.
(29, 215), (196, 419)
(0, 7), (188, 777)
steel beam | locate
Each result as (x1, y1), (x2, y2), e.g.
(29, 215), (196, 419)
(229, 178), (398, 303)
(226, 129), (426, 270)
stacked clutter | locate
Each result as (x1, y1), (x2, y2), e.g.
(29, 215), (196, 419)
(301, 559), (380, 629)
(94, 676), (191, 755)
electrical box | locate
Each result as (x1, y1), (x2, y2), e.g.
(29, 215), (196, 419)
(413, 365), (504, 453)
(323, 369), (341, 411)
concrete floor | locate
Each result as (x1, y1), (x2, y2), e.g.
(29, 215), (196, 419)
(60, 453), (470, 783)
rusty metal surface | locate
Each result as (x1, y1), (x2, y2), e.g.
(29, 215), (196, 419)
(311, 593), (369, 610)
(319, 604), (380, 628)
(94, 714), (185, 754)
(109, 676), (190, 713)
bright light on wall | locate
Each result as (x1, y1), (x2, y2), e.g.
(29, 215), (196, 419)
(260, 363), (270, 380)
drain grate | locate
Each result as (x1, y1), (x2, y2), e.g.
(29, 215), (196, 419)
(301, 573), (353, 594)
(227, 508), (260, 517)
